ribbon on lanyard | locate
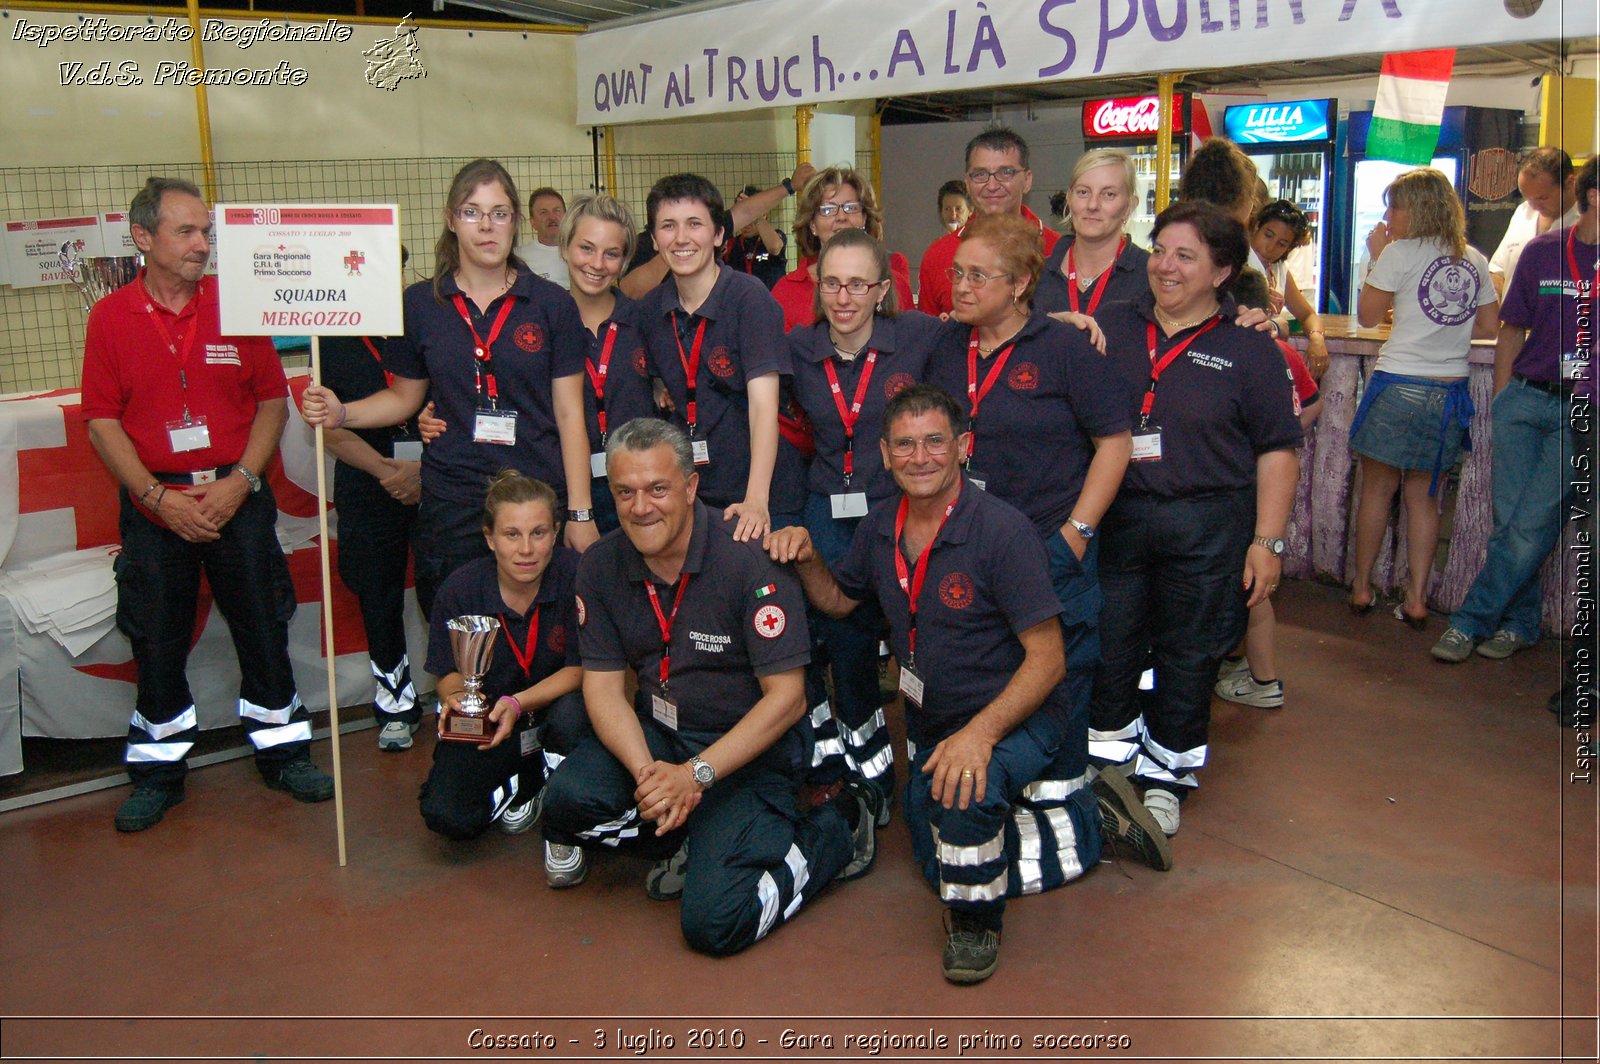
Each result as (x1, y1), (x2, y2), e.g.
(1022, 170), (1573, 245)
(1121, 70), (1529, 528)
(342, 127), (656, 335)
(645, 575), (692, 689)
(822, 349), (878, 484)
(585, 322), (621, 444)
(361, 337), (397, 390)
(1140, 316), (1222, 429)
(892, 490), (959, 666)
(1066, 237), (1126, 316)
(964, 330), (1017, 458)
(497, 607), (541, 681)
(142, 278), (203, 422)
(671, 312), (708, 437)
(452, 294), (517, 409)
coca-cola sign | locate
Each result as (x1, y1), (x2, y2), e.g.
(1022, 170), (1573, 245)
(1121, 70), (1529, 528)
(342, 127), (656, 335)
(1082, 94), (1188, 139)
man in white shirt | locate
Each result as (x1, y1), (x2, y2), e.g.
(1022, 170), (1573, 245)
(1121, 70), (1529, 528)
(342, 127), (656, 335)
(1489, 147), (1578, 297)
(514, 187), (569, 289)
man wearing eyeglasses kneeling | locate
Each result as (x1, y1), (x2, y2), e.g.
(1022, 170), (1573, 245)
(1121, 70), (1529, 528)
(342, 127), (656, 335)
(766, 384), (1101, 985)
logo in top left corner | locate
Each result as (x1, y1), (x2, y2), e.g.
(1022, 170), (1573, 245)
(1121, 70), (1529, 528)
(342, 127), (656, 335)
(363, 15), (426, 91)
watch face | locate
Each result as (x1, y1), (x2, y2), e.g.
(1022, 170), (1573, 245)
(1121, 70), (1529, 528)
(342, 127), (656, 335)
(692, 760), (714, 784)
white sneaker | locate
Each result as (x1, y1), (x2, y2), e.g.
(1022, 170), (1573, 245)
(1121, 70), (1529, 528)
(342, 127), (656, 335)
(497, 789), (542, 835)
(1143, 788), (1181, 837)
(544, 841), (588, 888)
(377, 720), (418, 751)
(1216, 656), (1250, 682)
(645, 841), (689, 900)
(1213, 671), (1285, 709)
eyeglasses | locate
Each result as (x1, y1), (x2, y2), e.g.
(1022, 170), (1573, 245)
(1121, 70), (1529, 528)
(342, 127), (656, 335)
(945, 266), (1012, 288)
(967, 167), (1025, 186)
(814, 201), (864, 218)
(887, 433), (954, 457)
(455, 207), (516, 226)
(819, 278), (887, 295)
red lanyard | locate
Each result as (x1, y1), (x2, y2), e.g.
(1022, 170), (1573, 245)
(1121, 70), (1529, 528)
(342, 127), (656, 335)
(142, 279), (202, 419)
(585, 323), (620, 443)
(644, 574), (692, 689)
(1066, 237), (1125, 315)
(361, 337), (397, 389)
(822, 349), (878, 482)
(671, 312), (708, 436)
(1141, 317), (1222, 427)
(497, 606), (540, 681)
(1567, 227), (1600, 303)
(964, 330), (1017, 458)
(893, 491), (959, 664)
(451, 294), (516, 407)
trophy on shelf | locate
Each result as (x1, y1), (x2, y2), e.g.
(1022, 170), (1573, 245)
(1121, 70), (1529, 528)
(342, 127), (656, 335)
(442, 615), (502, 743)
(59, 240), (141, 313)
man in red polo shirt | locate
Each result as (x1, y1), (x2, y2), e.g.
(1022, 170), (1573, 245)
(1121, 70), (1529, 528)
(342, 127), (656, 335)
(916, 128), (1061, 316)
(81, 176), (333, 833)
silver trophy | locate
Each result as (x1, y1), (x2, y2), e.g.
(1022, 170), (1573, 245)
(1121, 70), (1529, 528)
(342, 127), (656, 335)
(60, 241), (142, 313)
(443, 615), (501, 741)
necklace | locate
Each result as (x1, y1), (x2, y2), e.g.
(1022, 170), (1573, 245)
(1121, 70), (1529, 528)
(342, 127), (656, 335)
(830, 334), (869, 361)
(977, 309), (1028, 355)
(1155, 305), (1218, 332)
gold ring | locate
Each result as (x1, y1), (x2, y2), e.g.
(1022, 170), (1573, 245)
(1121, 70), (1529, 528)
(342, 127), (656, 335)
(961, 769), (974, 777)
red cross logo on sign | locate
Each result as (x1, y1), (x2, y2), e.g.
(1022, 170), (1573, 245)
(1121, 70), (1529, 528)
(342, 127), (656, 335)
(754, 604), (786, 639)
(344, 249), (366, 275)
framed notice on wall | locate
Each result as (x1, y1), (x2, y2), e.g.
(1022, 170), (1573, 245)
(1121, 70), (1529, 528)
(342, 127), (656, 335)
(214, 203), (402, 336)
(3, 216), (106, 288)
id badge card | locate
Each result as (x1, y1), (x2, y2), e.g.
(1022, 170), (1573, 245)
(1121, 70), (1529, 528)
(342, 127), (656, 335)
(166, 416), (211, 454)
(1562, 350), (1587, 381)
(830, 491), (869, 519)
(691, 438), (711, 466)
(651, 690), (679, 731)
(519, 725), (541, 757)
(964, 465), (988, 492)
(898, 662), (926, 707)
(590, 451), (608, 478)
(1131, 428), (1164, 463)
(473, 408), (518, 446)
(392, 440), (424, 462)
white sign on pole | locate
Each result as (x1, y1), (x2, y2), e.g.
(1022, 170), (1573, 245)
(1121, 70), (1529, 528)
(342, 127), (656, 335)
(2, 217), (106, 289)
(214, 203), (403, 336)
(576, 0), (1579, 124)
(98, 212), (139, 256)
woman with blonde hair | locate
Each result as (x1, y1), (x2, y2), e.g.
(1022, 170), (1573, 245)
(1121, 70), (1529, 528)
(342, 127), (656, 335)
(1036, 148), (1151, 318)
(1347, 168), (1498, 627)
(771, 165), (913, 330)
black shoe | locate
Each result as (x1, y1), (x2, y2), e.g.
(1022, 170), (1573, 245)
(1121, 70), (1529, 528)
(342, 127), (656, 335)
(834, 778), (881, 882)
(114, 783), (184, 832)
(942, 910), (1001, 984)
(265, 759), (334, 803)
(1092, 766), (1173, 872)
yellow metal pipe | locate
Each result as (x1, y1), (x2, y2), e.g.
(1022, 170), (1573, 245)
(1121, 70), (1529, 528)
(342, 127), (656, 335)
(1154, 72), (1184, 213)
(604, 127), (618, 196)
(4, 2), (581, 33)
(185, 0), (217, 203)
(796, 106), (814, 166)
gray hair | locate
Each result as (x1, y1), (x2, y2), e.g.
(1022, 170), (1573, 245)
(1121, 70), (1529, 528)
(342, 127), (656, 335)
(129, 177), (203, 234)
(605, 417), (693, 480)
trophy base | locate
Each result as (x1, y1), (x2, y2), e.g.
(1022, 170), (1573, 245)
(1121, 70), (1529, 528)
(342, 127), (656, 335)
(439, 711), (494, 744)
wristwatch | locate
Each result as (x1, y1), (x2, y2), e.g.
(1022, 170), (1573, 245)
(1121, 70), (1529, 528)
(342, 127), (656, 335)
(235, 465), (262, 493)
(689, 756), (716, 789)
(567, 508), (595, 522)
(1253, 535), (1286, 556)
(1067, 519), (1095, 541)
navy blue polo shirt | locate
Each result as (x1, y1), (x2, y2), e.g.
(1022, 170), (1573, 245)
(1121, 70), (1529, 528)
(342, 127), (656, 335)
(926, 309), (1133, 538)
(832, 483), (1065, 747)
(1099, 291), (1302, 499)
(772, 383), (809, 519)
(790, 310), (946, 504)
(1034, 236), (1152, 317)
(575, 500), (811, 735)
(384, 273), (586, 504)
(639, 263), (790, 508)
(425, 549), (582, 700)
(580, 291), (657, 457)
(318, 334), (421, 458)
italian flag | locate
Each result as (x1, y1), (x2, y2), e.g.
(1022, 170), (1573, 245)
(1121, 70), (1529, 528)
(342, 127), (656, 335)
(1368, 49), (1455, 165)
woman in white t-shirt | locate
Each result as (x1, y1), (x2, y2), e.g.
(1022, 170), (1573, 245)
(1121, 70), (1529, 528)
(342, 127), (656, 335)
(1347, 168), (1499, 628)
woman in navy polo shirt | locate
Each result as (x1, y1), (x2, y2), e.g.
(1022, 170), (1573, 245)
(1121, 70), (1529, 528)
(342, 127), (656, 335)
(420, 473), (587, 880)
(301, 159), (591, 617)
(788, 228), (946, 809)
(1035, 149), (1152, 319)
(1088, 200), (1301, 838)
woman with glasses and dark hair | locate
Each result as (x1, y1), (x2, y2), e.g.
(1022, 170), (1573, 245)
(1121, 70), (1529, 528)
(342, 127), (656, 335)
(301, 159), (591, 619)
(1249, 198), (1330, 377)
(786, 228), (947, 815)
(772, 166), (913, 332)
(1088, 200), (1301, 839)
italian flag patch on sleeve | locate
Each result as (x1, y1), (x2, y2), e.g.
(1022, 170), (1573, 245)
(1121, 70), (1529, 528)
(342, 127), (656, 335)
(755, 583), (777, 599)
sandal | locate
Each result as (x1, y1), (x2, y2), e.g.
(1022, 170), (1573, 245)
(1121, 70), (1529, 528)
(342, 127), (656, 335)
(1393, 603), (1429, 631)
(1347, 586), (1378, 616)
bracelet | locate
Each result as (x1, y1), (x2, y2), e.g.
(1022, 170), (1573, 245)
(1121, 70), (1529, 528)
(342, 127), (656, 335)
(154, 486), (168, 511)
(782, 177), (795, 195)
(329, 404), (348, 429)
(138, 481), (160, 505)
(496, 695), (523, 721)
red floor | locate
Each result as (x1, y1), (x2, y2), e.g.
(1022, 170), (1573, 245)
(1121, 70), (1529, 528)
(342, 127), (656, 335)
(2, 580), (1596, 1062)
